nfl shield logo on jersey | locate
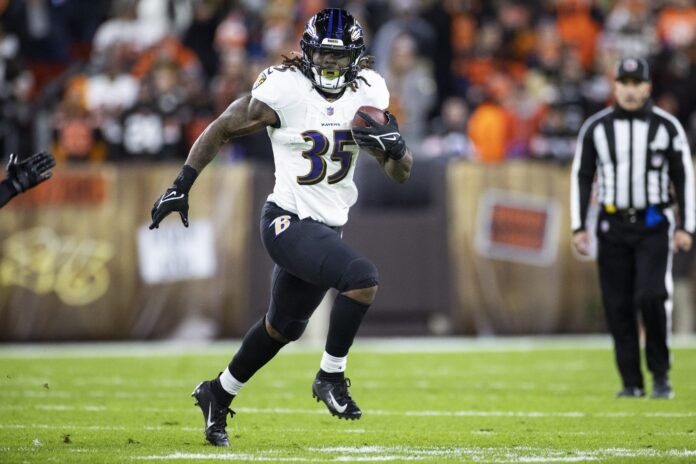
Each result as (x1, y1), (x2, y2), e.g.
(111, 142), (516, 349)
(327, 107), (334, 116)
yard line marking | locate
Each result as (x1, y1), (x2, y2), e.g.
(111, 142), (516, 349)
(131, 447), (696, 462)
(1, 401), (694, 419)
(133, 454), (314, 462)
(0, 424), (126, 430)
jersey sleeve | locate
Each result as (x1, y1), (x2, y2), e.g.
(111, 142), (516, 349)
(359, 69), (390, 110)
(666, 120), (696, 233)
(570, 118), (599, 232)
(251, 66), (303, 112)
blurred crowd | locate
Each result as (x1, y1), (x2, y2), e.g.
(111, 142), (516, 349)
(0, 0), (695, 165)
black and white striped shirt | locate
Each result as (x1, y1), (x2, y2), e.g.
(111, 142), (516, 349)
(570, 103), (695, 234)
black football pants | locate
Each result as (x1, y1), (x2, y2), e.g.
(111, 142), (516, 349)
(596, 210), (674, 389)
(259, 202), (378, 341)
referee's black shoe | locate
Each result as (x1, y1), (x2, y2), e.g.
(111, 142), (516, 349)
(312, 371), (362, 420)
(192, 380), (235, 446)
(651, 379), (674, 399)
(616, 387), (645, 398)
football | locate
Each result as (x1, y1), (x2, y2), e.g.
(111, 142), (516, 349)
(351, 106), (388, 129)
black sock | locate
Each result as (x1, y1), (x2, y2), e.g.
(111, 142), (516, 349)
(228, 318), (286, 383)
(210, 376), (234, 406)
(318, 370), (345, 382)
(325, 294), (370, 357)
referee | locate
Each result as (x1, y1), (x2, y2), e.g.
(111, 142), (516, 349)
(570, 57), (695, 399)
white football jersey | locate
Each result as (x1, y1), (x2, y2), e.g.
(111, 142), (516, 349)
(251, 65), (389, 226)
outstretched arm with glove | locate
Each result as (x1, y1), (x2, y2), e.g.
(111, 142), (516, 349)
(149, 95), (278, 229)
(0, 152), (56, 208)
(351, 110), (413, 184)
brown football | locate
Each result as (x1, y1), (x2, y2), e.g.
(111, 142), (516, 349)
(351, 106), (388, 129)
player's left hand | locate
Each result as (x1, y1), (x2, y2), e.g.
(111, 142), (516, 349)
(150, 188), (189, 229)
(674, 230), (692, 252)
(351, 111), (406, 160)
(6, 152), (56, 193)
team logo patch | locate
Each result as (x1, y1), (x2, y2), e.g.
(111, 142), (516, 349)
(253, 73), (267, 89)
(271, 215), (292, 236)
(623, 58), (638, 71)
(349, 21), (363, 42)
(305, 16), (318, 40)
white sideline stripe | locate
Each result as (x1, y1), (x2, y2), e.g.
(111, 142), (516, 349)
(8, 335), (696, 358)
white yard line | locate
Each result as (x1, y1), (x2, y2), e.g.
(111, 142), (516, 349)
(0, 403), (694, 419)
(130, 446), (696, 463)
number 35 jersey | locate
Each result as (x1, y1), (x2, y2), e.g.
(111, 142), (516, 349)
(251, 66), (389, 227)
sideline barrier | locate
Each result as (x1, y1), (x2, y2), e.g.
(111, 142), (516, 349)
(0, 164), (252, 340)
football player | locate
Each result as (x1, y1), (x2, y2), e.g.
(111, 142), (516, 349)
(149, 8), (412, 446)
(0, 152), (55, 208)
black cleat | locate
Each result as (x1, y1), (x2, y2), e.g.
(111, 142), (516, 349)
(191, 380), (234, 446)
(651, 380), (674, 399)
(616, 387), (645, 398)
(312, 373), (362, 420)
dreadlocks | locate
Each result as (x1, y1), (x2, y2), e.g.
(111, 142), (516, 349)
(280, 52), (375, 91)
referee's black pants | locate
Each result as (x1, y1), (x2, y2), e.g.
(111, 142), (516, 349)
(596, 209), (674, 389)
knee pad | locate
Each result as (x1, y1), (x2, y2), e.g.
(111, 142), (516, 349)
(336, 257), (379, 292)
(266, 312), (309, 342)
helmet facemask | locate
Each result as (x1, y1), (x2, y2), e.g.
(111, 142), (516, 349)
(300, 9), (366, 92)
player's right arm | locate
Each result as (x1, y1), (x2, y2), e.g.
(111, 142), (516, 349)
(149, 95), (278, 229)
(184, 95), (278, 172)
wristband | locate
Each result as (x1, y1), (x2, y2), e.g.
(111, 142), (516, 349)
(173, 165), (198, 193)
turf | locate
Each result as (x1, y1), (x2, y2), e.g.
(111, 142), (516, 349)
(0, 339), (695, 463)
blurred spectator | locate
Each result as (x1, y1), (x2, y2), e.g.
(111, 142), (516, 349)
(600, 0), (656, 59)
(132, 34), (201, 80)
(554, 0), (601, 70)
(183, 0), (225, 80)
(137, 0), (195, 38)
(257, 2), (295, 59)
(86, 47), (138, 115)
(529, 103), (577, 163)
(92, 0), (161, 61)
(656, 0), (696, 49)
(0, 22), (34, 157)
(467, 96), (510, 163)
(371, 0), (436, 75)
(116, 82), (184, 161)
(382, 33), (436, 150)
(421, 96), (473, 160)
(52, 77), (106, 163)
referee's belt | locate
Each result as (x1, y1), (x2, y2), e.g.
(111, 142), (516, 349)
(603, 204), (667, 222)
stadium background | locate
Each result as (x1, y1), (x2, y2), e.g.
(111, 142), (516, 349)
(0, 0), (695, 341)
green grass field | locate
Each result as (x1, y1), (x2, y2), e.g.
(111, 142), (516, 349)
(1, 338), (695, 463)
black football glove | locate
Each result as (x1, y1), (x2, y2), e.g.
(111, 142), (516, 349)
(351, 111), (406, 160)
(6, 152), (56, 193)
(149, 165), (198, 229)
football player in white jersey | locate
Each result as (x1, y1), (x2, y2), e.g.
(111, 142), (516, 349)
(149, 8), (412, 446)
